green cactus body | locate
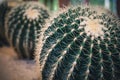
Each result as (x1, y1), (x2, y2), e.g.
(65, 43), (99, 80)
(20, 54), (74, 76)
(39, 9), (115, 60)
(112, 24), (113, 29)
(0, 1), (11, 46)
(39, 6), (120, 80)
(0, 1), (7, 36)
(6, 2), (49, 59)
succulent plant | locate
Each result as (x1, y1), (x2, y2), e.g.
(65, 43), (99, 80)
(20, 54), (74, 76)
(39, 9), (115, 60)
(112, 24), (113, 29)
(38, 6), (120, 80)
(0, 1), (7, 36)
(5, 2), (49, 60)
(0, 1), (11, 46)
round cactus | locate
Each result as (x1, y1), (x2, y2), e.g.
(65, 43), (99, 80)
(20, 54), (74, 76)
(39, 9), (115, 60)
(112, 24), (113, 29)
(5, 2), (49, 60)
(38, 6), (120, 80)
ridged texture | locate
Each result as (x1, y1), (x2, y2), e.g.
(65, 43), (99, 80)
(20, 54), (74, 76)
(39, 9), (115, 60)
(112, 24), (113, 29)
(39, 6), (120, 80)
(0, 1), (10, 47)
(6, 2), (49, 59)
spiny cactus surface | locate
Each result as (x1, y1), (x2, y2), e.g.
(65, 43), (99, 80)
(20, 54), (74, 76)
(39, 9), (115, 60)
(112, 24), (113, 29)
(6, 2), (49, 59)
(39, 6), (120, 80)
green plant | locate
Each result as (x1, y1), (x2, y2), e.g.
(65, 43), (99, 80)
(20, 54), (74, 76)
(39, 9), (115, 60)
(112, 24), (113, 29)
(0, 1), (7, 37)
(5, 2), (49, 60)
(0, 1), (11, 46)
(38, 6), (120, 80)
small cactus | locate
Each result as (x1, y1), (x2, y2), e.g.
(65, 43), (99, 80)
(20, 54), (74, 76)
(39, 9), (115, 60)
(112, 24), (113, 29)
(5, 2), (49, 60)
(38, 6), (120, 80)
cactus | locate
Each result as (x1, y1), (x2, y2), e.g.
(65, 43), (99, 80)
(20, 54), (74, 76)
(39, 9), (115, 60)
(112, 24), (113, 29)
(0, 1), (11, 46)
(0, 1), (7, 37)
(5, 2), (49, 60)
(38, 5), (120, 80)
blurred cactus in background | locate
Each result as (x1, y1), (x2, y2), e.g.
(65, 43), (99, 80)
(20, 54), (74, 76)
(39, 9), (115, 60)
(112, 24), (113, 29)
(0, 1), (12, 47)
(38, 0), (117, 15)
(70, 0), (83, 5)
(39, 0), (59, 11)
(5, 2), (49, 60)
(0, 0), (23, 47)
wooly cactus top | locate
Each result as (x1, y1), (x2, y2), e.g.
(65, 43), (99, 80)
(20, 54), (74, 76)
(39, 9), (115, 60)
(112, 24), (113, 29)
(38, 5), (120, 80)
(5, 2), (49, 60)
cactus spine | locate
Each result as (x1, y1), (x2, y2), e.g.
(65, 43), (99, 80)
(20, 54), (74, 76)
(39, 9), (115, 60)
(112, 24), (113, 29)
(5, 2), (49, 60)
(38, 6), (120, 80)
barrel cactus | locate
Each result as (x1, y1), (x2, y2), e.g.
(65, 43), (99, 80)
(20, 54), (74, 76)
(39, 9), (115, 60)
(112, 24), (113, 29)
(38, 6), (120, 80)
(5, 2), (49, 60)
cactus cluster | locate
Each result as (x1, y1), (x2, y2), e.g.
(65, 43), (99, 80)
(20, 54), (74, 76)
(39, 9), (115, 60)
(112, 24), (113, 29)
(38, 6), (120, 80)
(5, 2), (49, 60)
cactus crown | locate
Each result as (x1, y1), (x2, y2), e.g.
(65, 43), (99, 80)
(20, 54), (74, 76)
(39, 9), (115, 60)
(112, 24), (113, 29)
(38, 5), (120, 80)
(5, 2), (49, 59)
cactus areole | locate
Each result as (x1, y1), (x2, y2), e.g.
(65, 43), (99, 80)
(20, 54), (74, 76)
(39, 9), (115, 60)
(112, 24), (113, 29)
(39, 6), (120, 80)
(6, 2), (49, 59)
